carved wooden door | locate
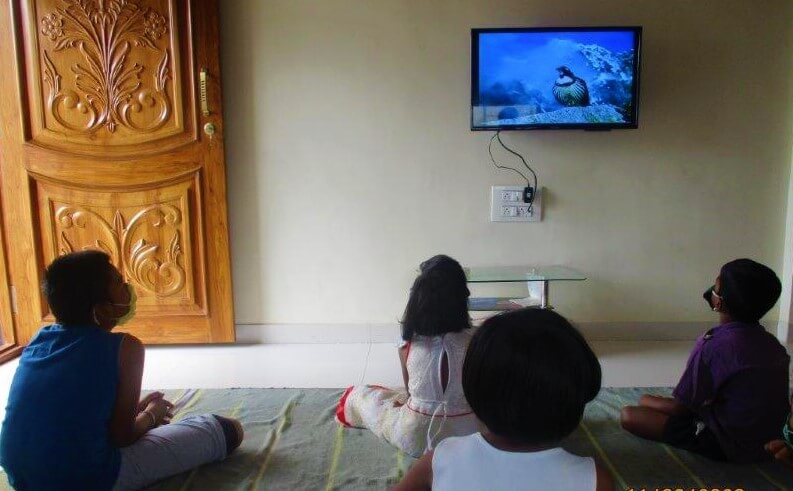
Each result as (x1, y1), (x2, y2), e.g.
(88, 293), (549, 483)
(0, 0), (234, 344)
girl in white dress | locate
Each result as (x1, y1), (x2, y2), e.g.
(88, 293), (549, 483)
(336, 255), (478, 457)
(392, 308), (614, 491)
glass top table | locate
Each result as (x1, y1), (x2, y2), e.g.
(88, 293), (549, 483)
(464, 265), (586, 310)
(465, 265), (586, 283)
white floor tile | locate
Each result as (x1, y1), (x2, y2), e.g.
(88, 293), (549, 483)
(141, 343), (370, 389)
(591, 341), (691, 387)
(357, 341), (693, 390)
(361, 343), (404, 388)
(0, 358), (19, 426)
(0, 340), (697, 412)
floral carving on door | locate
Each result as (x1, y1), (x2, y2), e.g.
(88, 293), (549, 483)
(55, 204), (186, 297)
(39, 0), (172, 134)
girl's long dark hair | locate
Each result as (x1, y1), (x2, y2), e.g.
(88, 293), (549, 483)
(400, 255), (471, 341)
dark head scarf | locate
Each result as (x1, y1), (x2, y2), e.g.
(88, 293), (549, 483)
(719, 258), (781, 322)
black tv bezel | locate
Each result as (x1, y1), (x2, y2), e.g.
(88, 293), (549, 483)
(470, 26), (643, 131)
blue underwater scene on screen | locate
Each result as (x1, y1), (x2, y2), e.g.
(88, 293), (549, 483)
(473, 29), (639, 128)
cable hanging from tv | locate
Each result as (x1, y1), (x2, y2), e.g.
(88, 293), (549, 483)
(488, 131), (538, 211)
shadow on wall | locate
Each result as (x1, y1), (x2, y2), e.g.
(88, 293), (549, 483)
(220, 7), (267, 323)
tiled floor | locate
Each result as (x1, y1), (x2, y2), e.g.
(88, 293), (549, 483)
(0, 340), (695, 427)
(0, 340), (693, 390)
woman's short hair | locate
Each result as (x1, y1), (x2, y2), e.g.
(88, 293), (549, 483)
(463, 308), (601, 445)
(400, 255), (471, 341)
(43, 251), (113, 326)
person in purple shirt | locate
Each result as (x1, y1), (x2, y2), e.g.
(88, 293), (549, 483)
(620, 258), (790, 463)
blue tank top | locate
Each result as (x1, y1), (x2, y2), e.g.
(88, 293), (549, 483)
(0, 324), (124, 490)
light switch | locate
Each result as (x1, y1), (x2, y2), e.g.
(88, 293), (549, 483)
(490, 186), (542, 222)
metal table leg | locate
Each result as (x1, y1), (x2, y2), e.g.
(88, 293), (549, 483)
(524, 280), (551, 309)
(541, 280), (549, 309)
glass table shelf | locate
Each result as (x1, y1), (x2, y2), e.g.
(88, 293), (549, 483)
(468, 297), (538, 312)
(464, 265), (586, 310)
(465, 265), (586, 283)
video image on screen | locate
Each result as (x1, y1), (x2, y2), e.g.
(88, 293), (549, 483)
(472, 28), (641, 129)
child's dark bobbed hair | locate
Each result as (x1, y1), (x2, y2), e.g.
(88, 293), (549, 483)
(43, 250), (114, 326)
(400, 254), (471, 341)
(463, 308), (601, 445)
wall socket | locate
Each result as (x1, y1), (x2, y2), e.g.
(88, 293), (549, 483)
(490, 186), (543, 222)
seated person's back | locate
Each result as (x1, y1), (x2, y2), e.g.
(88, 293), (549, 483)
(1, 323), (124, 489)
(393, 308), (613, 491)
(674, 316), (789, 462)
(0, 251), (243, 491)
(336, 255), (478, 456)
(621, 258), (789, 463)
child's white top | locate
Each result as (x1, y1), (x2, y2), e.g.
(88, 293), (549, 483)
(406, 330), (473, 417)
(432, 433), (596, 491)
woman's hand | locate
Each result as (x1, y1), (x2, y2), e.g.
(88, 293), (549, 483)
(137, 391), (164, 413)
(142, 397), (175, 427)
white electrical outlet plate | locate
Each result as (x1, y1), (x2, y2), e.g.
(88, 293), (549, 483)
(490, 186), (543, 222)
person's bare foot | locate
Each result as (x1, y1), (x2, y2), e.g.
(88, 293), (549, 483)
(766, 440), (793, 467)
(214, 415), (244, 453)
(228, 418), (244, 451)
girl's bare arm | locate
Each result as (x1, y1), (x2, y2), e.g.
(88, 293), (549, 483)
(391, 451), (432, 491)
(398, 344), (410, 394)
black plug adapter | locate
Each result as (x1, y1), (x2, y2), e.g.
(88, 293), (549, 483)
(523, 186), (534, 203)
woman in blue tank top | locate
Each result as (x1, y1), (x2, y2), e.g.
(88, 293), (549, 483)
(0, 251), (244, 490)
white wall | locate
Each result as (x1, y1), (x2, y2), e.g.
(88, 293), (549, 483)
(219, 0), (793, 331)
(777, 128), (793, 342)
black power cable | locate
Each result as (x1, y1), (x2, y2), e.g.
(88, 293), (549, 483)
(487, 131), (539, 213)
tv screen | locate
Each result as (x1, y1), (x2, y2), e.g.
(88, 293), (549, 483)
(471, 27), (642, 130)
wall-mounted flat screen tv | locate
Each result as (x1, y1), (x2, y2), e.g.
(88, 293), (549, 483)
(471, 27), (642, 130)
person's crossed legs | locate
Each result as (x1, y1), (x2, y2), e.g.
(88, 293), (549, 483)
(113, 414), (244, 491)
(620, 395), (688, 440)
(621, 395), (726, 461)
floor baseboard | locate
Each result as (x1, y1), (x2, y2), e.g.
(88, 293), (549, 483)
(236, 321), (713, 344)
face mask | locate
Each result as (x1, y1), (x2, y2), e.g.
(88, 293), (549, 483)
(703, 285), (723, 312)
(111, 284), (137, 326)
(703, 286), (715, 309)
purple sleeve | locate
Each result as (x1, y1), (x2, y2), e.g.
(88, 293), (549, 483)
(672, 338), (715, 409)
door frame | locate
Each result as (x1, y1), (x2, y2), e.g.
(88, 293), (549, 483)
(0, 192), (23, 364)
(0, 0), (40, 347)
(0, 1), (23, 360)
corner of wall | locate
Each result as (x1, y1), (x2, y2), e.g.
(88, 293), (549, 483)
(777, 138), (793, 344)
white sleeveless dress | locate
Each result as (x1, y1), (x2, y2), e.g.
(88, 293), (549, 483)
(432, 433), (596, 491)
(336, 331), (479, 457)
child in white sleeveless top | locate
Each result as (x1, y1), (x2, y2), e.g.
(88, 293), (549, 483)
(336, 255), (478, 457)
(393, 308), (614, 491)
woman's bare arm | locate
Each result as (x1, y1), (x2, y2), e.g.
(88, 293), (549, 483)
(108, 335), (154, 447)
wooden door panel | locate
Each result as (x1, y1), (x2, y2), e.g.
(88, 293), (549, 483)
(26, 153), (202, 187)
(1, 0), (234, 344)
(35, 174), (207, 318)
(20, 0), (197, 155)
